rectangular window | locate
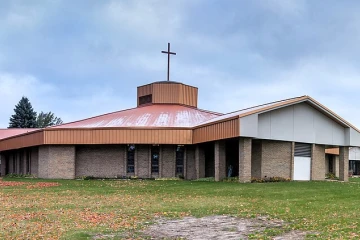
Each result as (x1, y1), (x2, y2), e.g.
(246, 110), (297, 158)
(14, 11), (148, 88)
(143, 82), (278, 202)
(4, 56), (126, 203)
(13, 155), (16, 174)
(176, 146), (184, 175)
(26, 150), (31, 174)
(19, 153), (23, 175)
(139, 94), (152, 105)
(151, 146), (160, 173)
(127, 145), (135, 173)
(328, 155), (334, 174)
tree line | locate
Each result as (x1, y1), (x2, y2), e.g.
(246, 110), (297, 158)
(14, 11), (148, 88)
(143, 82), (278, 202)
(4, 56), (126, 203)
(8, 96), (63, 128)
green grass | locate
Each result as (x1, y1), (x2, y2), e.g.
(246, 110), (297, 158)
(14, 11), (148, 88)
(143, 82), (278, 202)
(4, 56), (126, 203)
(1, 178), (360, 239)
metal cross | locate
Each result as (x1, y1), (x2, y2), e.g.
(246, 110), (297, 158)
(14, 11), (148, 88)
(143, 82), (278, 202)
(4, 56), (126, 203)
(161, 43), (176, 81)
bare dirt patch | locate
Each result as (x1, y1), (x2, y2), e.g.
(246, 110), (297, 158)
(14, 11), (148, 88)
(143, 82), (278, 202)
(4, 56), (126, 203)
(141, 215), (311, 240)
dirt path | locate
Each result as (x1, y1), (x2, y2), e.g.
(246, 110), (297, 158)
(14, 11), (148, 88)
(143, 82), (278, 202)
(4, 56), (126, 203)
(141, 215), (311, 240)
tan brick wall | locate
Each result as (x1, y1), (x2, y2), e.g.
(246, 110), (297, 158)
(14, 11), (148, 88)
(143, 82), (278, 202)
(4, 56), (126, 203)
(30, 147), (39, 176)
(186, 145), (196, 180)
(339, 147), (349, 182)
(311, 144), (325, 180)
(251, 141), (262, 178)
(76, 145), (125, 178)
(239, 137), (252, 182)
(136, 145), (150, 178)
(39, 145), (75, 179)
(195, 145), (205, 179)
(290, 142), (295, 179)
(261, 140), (292, 179)
(161, 145), (176, 178)
(38, 147), (49, 178)
(215, 141), (226, 181)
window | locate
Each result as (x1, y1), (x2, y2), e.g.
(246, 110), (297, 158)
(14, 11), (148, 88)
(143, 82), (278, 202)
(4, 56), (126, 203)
(26, 150), (31, 174)
(328, 155), (334, 174)
(13, 155), (16, 174)
(127, 145), (135, 173)
(151, 146), (160, 173)
(139, 94), (152, 105)
(176, 146), (184, 175)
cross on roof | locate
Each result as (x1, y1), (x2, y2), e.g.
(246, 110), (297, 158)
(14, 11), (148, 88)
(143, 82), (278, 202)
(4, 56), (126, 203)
(161, 43), (176, 81)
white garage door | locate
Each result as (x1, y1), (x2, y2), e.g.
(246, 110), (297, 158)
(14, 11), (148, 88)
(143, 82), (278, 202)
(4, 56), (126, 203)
(293, 143), (312, 181)
(294, 156), (311, 180)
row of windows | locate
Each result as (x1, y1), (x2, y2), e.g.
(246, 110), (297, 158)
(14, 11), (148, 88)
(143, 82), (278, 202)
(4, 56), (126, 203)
(127, 145), (184, 175)
(5, 150), (32, 175)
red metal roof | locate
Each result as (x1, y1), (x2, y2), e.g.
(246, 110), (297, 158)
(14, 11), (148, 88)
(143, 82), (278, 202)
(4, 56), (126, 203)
(52, 104), (222, 129)
(0, 129), (39, 140)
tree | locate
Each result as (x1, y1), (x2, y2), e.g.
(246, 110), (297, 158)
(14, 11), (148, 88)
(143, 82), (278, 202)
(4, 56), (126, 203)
(9, 96), (37, 128)
(36, 111), (63, 128)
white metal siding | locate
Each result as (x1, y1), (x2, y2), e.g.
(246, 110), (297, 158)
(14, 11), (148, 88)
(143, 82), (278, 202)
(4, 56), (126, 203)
(257, 102), (346, 145)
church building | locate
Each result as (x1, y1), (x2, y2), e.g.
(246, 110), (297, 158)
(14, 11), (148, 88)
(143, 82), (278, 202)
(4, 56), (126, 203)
(0, 44), (359, 182)
(0, 80), (358, 182)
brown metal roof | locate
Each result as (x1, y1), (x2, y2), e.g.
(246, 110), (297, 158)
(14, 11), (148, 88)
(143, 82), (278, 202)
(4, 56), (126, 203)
(0, 129), (39, 140)
(51, 104), (222, 129)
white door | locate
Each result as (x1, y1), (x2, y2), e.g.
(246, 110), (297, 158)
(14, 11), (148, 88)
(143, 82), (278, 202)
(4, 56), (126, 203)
(293, 156), (311, 180)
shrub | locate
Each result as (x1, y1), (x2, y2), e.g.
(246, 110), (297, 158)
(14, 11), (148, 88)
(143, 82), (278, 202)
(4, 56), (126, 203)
(222, 177), (239, 182)
(251, 176), (291, 183)
(82, 176), (95, 180)
(325, 173), (339, 180)
(6, 173), (35, 178)
(155, 177), (182, 181)
(193, 177), (215, 182)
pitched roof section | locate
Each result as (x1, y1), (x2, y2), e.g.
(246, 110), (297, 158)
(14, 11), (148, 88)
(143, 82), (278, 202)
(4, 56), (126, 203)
(0, 129), (39, 140)
(196, 96), (308, 127)
(52, 104), (222, 129)
(195, 95), (360, 133)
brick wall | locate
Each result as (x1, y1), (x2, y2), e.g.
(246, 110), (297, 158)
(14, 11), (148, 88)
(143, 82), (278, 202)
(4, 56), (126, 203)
(261, 140), (292, 179)
(339, 147), (349, 182)
(186, 145), (196, 180)
(335, 156), (339, 177)
(239, 137), (252, 182)
(161, 145), (176, 178)
(214, 141), (226, 181)
(137, 145), (150, 178)
(311, 144), (325, 180)
(76, 145), (125, 178)
(251, 141), (262, 178)
(39, 145), (75, 179)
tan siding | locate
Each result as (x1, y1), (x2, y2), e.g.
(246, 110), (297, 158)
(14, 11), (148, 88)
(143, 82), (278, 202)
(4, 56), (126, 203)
(43, 129), (192, 145)
(0, 131), (44, 151)
(137, 82), (197, 107)
(193, 119), (239, 144)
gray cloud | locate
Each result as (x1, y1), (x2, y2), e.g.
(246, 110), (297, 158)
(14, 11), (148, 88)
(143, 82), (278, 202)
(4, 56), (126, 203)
(1, 0), (360, 128)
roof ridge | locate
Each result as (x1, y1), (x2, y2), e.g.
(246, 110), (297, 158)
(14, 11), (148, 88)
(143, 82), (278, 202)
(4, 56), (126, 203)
(0, 128), (39, 130)
(223, 95), (307, 115)
(50, 103), (222, 129)
(48, 105), (139, 128)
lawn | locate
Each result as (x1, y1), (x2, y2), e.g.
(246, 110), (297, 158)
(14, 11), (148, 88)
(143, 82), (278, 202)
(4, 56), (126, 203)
(1, 177), (360, 239)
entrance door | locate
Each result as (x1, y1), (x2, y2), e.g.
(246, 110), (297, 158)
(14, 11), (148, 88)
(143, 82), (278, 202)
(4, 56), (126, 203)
(294, 157), (311, 180)
(293, 143), (312, 180)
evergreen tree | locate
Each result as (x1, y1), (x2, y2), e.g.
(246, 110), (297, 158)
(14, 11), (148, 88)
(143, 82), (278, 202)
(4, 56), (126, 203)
(8, 97), (37, 128)
(36, 111), (63, 128)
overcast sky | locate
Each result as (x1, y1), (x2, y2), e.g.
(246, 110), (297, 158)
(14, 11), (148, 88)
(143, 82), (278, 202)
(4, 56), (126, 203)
(1, 0), (360, 128)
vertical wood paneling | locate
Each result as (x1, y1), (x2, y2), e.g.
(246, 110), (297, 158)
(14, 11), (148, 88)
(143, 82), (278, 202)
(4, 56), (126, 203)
(193, 118), (240, 144)
(42, 129), (192, 145)
(0, 131), (44, 151)
(137, 82), (198, 107)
